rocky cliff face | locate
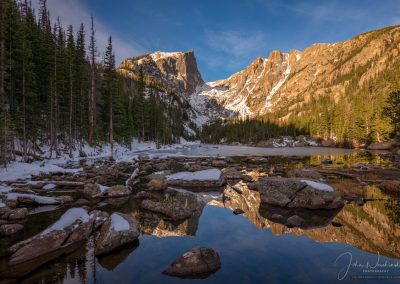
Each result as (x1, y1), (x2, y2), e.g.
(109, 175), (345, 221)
(195, 26), (400, 120)
(119, 51), (204, 96)
(118, 26), (400, 127)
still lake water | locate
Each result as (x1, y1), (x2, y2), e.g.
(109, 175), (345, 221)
(1, 148), (399, 283)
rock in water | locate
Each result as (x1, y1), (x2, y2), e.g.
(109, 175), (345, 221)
(105, 185), (131, 197)
(367, 140), (396, 150)
(165, 169), (226, 191)
(286, 215), (305, 228)
(0, 224), (24, 236)
(163, 247), (221, 278)
(139, 190), (205, 221)
(233, 209), (245, 215)
(7, 208), (107, 266)
(95, 213), (140, 256)
(83, 183), (103, 199)
(256, 178), (344, 210)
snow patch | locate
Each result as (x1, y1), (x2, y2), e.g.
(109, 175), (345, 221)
(6, 193), (59, 204)
(42, 208), (90, 235)
(301, 180), (334, 192)
(42, 183), (56, 190)
(166, 169), (222, 181)
(110, 213), (130, 231)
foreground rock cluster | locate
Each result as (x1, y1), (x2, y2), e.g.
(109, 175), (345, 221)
(1, 150), (399, 281)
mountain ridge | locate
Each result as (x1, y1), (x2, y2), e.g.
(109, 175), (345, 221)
(118, 25), (400, 143)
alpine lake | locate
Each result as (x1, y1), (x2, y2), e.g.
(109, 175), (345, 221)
(1, 145), (400, 284)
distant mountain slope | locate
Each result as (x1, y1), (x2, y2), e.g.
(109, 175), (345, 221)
(118, 26), (400, 143)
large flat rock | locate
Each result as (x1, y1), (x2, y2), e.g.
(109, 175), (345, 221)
(255, 178), (344, 210)
(166, 169), (226, 191)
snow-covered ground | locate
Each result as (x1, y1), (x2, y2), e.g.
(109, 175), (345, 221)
(0, 140), (356, 182)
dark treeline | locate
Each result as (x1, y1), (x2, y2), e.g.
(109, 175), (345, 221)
(201, 117), (307, 144)
(0, 0), (191, 165)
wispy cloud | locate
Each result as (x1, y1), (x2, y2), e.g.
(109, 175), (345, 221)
(205, 30), (267, 58)
(31, 0), (145, 64)
(287, 2), (368, 23)
(393, 17), (400, 25)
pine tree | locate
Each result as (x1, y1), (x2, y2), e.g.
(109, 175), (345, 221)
(66, 25), (75, 156)
(384, 90), (400, 138)
(88, 15), (97, 146)
(102, 36), (116, 155)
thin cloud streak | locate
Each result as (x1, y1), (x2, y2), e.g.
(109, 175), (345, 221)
(205, 30), (267, 57)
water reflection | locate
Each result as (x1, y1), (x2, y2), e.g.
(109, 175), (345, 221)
(0, 150), (399, 283)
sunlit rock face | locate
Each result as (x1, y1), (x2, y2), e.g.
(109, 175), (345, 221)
(119, 26), (400, 126)
(119, 51), (204, 96)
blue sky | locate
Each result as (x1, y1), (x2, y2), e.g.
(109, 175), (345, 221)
(34, 0), (400, 81)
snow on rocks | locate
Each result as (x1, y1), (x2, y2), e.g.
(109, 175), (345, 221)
(42, 183), (56, 190)
(300, 180), (334, 192)
(7, 208), (108, 266)
(166, 169), (226, 191)
(5, 193), (59, 207)
(41, 208), (89, 235)
(0, 162), (81, 182)
(95, 213), (140, 256)
(167, 168), (222, 181)
(110, 213), (130, 231)
(83, 183), (131, 199)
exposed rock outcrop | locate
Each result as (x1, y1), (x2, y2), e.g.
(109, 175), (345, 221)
(163, 247), (221, 278)
(95, 213), (140, 256)
(254, 178), (344, 209)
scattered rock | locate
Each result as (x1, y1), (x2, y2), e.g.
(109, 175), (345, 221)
(379, 180), (400, 193)
(286, 215), (304, 228)
(105, 185), (131, 197)
(367, 140), (396, 150)
(233, 209), (244, 215)
(166, 169), (226, 191)
(83, 183), (103, 199)
(55, 195), (74, 204)
(0, 224), (24, 236)
(331, 221), (343, 227)
(95, 213), (140, 256)
(163, 247), (221, 278)
(256, 178), (344, 209)
(140, 190), (204, 221)
(146, 178), (166, 191)
(8, 208), (28, 220)
(211, 160), (227, 168)
(73, 198), (90, 206)
(7, 208), (105, 266)
(321, 139), (335, 147)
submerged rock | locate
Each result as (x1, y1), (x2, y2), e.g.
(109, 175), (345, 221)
(256, 178), (344, 210)
(163, 247), (221, 278)
(95, 213), (140, 256)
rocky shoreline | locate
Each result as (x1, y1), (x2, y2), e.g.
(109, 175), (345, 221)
(0, 149), (399, 280)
